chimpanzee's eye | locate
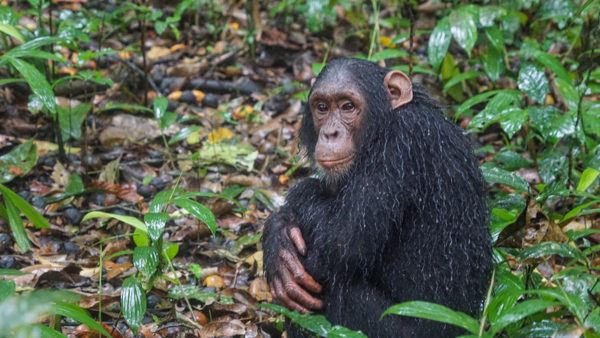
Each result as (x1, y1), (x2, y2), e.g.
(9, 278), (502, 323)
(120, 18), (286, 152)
(342, 102), (355, 111)
(316, 102), (328, 112)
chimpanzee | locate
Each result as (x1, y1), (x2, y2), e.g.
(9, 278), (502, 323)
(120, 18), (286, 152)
(262, 58), (492, 338)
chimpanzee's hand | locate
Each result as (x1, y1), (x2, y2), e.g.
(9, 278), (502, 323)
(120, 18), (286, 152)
(268, 226), (323, 313)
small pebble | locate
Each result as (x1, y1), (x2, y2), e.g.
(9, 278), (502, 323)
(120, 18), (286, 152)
(203, 93), (219, 108)
(64, 207), (83, 224)
(147, 294), (161, 308)
(0, 255), (17, 269)
(150, 177), (168, 190)
(0, 233), (13, 253)
(31, 196), (46, 208)
(89, 192), (106, 206)
(137, 185), (155, 198)
(63, 241), (80, 255)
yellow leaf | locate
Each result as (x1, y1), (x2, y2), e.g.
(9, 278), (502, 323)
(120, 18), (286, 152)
(192, 89), (205, 103)
(203, 274), (226, 288)
(379, 35), (396, 48)
(207, 127), (234, 143)
(233, 105), (254, 120)
(186, 130), (201, 144)
(168, 91), (183, 101)
(170, 43), (186, 52)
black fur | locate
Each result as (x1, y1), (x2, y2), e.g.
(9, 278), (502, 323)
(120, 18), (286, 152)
(262, 58), (492, 337)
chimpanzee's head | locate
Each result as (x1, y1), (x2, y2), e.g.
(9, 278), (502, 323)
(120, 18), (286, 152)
(301, 58), (413, 182)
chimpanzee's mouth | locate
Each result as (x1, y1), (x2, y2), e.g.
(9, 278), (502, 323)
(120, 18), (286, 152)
(318, 154), (354, 169)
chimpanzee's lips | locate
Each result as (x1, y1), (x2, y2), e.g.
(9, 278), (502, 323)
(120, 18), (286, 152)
(318, 154), (354, 168)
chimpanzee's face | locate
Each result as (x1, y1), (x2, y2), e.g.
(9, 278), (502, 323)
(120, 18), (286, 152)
(308, 80), (365, 177)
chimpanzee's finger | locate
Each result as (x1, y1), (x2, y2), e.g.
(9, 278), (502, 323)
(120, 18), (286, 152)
(288, 227), (307, 256)
(280, 266), (323, 310)
(279, 249), (322, 293)
(272, 277), (309, 313)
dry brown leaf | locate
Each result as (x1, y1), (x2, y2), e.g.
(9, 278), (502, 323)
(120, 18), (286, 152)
(103, 260), (133, 280)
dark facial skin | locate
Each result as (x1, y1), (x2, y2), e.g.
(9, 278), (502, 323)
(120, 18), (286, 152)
(269, 68), (414, 313)
(309, 81), (365, 176)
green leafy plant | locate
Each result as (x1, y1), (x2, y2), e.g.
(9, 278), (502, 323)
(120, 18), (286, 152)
(262, 303), (367, 338)
(0, 269), (110, 337)
(0, 183), (50, 252)
(82, 188), (223, 332)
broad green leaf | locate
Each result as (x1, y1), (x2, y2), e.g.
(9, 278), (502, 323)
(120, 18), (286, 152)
(478, 6), (505, 27)
(533, 51), (570, 83)
(153, 96), (168, 121)
(0, 280), (16, 302)
(28, 325), (67, 338)
(7, 49), (63, 62)
(554, 77), (579, 112)
(518, 63), (549, 104)
(529, 282), (590, 323)
(163, 242), (179, 261)
(0, 78), (26, 86)
(4, 198), (31, 252)
(144, 212), (169, 242)
(0, 183), (49, 229)
(0, 22), (24, 42)
(5, 36), (63, 55)
(149, 189), (175, 213)
(538, 149), (568, 185)
(0, 140), (38, 183)
(443, 71), (481, 93)
(133, 227), (150, 247)
(455, 89), (504, 117)
(0, 268), (26, 276)
(0, 290), (79, 334)
(383, 301), (479, 334)
(427, 17), (451, 70)
(392, 64), (437, 76)
(469, 91), (521, 131)
(482, 46), (504, 81)
(58, 103), (91, 141)
(53, 302), (111, 337)
(519, 242), (585, 261)
(121, 277), (146, 333)
(312, 62), (325, 76)
(262, 303), (334, 336)
(7, 57), (57, 115)
(480, 163), (530, 192)
(82, 211), (146, 232)
(133, 246), (160, 278)
(499, 108), (527, 138)
(370, 49), (408, 62)
(528, 106), (576, 143)
(585, 307), (600, 333)
(577, 168), (599, 192)
(491, 300), (558, 334)
(168, 125), (201, 144)
(538, 0), (575, 28)
(173, 198), (217, 236)
(449, 8), (478, 56)
(328, 326), (367, 338)
(514, 320), (568, 338)
(484, 26), (505, 51)
(65, 174), (84, 195)
(494, 150), (533, 171)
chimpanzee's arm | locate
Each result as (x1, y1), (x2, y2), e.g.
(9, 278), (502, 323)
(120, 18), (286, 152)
(262, 179), (325, 313)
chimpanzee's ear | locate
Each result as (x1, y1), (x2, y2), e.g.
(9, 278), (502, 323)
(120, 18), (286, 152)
(384, 70), (413, 109)
(310, 78), (317, 86)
